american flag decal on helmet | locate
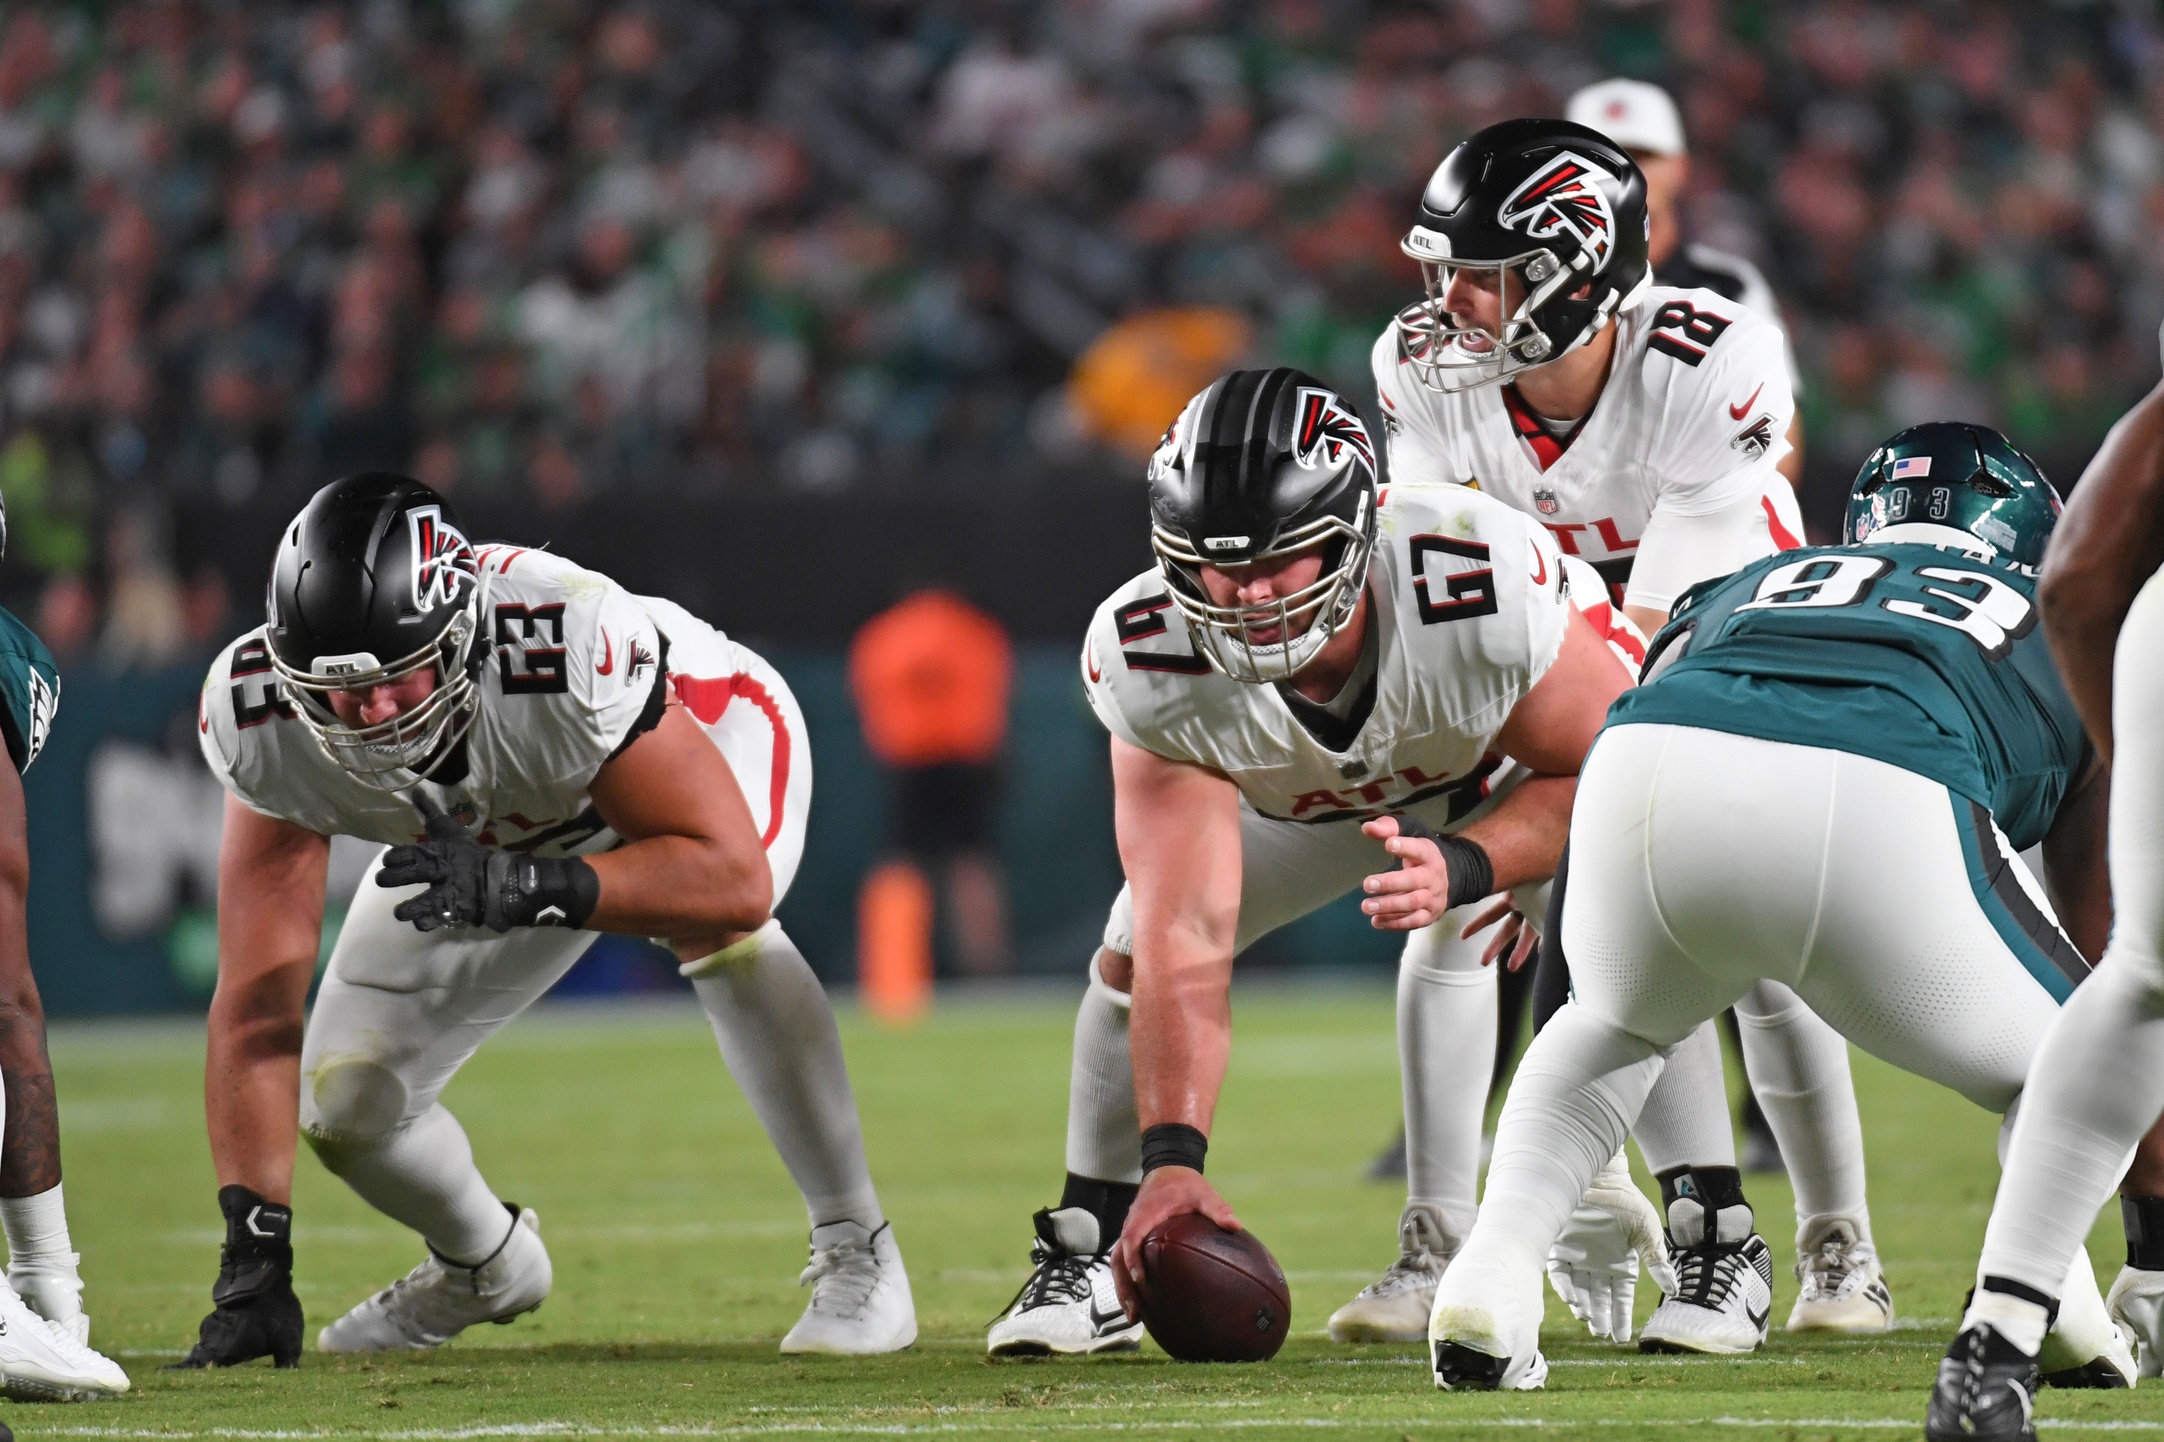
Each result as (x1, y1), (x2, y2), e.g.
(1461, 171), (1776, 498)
(1293, 387), (1374, 471)
(1497, 152), (1616, 270)
(408, 505), (478, 612)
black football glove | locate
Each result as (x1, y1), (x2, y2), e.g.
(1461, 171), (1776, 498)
(169, 1186), (302, 1370)
(377, 794), (599, 933)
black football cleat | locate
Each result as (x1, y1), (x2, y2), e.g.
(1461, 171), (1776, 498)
(1925, 1323), (2039, 1442)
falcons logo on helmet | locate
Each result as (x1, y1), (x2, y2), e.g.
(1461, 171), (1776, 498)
(1497, 152), (1616, 271)
(1293, 388), (1375, 472)
(408, 505), (478, 612)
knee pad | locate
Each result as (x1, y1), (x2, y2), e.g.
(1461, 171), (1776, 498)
(679, 918), (782, 979)
(301, 1055), (411, 1157)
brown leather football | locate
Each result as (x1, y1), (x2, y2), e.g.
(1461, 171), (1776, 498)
(1134, 1213), (1291, 1361)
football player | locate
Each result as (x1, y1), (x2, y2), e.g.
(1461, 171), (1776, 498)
(1927, 365), (2164, 1440)
(1352, 116), (1884, 1351)
(0, 498), (130, 1400)
(989, 367), (1703, 1358)
(177, 473), (913, 1364)
(1426, 423), (2134, 1395)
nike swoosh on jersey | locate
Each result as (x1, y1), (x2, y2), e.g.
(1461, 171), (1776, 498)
(1085, 642), (1102, 683)
(1728, 383), (1764, 420)
(597, 630), (614, 675)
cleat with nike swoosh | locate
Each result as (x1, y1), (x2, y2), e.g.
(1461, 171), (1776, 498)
(1640, 1195), (1774, 1355)
(987, 1208), (1142, 1357)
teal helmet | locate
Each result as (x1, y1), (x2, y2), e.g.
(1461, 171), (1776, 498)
(1844, 422), (2061, 569)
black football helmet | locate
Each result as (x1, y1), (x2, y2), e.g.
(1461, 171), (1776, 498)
(265, 472), (485, 790)
(1148, 368), (1378, 683)
(1395, 117), (1652, 393)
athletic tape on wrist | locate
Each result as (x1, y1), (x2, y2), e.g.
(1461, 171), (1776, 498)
(1140, 1123), (1208, 1175)
(1389, 815), (1495, 910)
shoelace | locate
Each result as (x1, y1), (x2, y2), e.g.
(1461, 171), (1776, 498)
(991, 1241), (1096, 1322)
(800, 1239), (883, 1318)
(0, 1284), (109, 1376)
(1363, 1248), (1444, 1298)
(1671, 1243), (1748, 1310)
(1797, 1238), (1856, 1297)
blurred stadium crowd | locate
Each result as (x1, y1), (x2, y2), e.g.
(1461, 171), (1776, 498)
(1, 0), (2161, 659)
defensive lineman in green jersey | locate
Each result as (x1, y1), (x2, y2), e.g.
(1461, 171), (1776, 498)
(1420, 422), (2136, 1394)
(0, 518), (133, 1397)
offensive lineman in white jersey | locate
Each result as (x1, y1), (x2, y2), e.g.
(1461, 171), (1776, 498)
(178, 473), (913, 1365)
(1343, 117), (1887, 1353)
(988, 367), (1684, 1359)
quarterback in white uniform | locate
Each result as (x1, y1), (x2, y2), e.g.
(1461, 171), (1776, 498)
(181, 473), (913, 1365)
(1351, 116), (1885, 1352)
(987, 368), (1682, 1360)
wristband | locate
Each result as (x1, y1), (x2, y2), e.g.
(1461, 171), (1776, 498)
(2126, 1195), (2164, 1271)
(1389, 815), (1495, 910)
(496, 853), (601, 929)
(1140, 1123), (1209, 1175)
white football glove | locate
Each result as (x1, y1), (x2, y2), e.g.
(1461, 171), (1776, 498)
(1545, 1151), (1678, 1344)
(7, 1259), (86, 1342)
(2107, 1264), (2164, 1379)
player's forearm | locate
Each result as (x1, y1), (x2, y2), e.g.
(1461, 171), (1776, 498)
(2042, 382), (2164, 758)
(1458, 774), (1577, 892)
(586, 835), (772, 937)
(204, 962), (310, 1201)
(1128, 935), (1233, 1137)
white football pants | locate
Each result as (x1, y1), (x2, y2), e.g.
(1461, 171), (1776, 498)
(1974, 565), (2164, 1299)
(299, 640), (882, 1261)
(1454, 722), (2091, 1303)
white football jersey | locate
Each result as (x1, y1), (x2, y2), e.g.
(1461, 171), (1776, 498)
(201, 546), (714, 856)
(1081, 484), (1569, 828)
(1371, 286), (1805, 615)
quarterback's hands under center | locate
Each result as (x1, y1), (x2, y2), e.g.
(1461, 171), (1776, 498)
(1460, 895), (1540, 971)
(1359, 815), (1448, 931)
(1110, 1166), (1241, 1319)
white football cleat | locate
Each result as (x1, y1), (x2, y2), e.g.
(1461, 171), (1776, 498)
(0, 1279), (127, 1400)
(781, 1220), (917, 1356)
(2037, 1248), (2136, 1389)
(1329, 1202), (1455, 1343)
(318, 1206), (551, 1354)
(1639, 1195), (1773, 1355)
(7, 1256), (87, 1343)
(1428, 1244), (1549, 1391)
(2108, 1265), (2164, 1380)
(1786, 1216), (1893, 1334)
(987, 1208), (1141, 1357)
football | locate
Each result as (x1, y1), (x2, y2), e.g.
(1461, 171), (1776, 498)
(1133, 1213), (1292, 1362)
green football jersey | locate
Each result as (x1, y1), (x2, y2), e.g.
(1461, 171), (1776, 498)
(1608, 542), (2085, 852)
(0, 606), (57, 774)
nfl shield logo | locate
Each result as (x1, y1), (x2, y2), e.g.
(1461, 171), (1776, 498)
(1534, 488), (1560, 516)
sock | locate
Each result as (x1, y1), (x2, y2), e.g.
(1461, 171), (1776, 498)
(1059, 1173), (1137, 1245)
(685, 921), (884, 1230)
(1733, 981), (1871, 1238)
(1398, 918), (1497, 1241)
(1631, 1019), (1737, 1174)
(1064, 953), (1141, 1186)
(2125, 1196), (2164, 1270)
(1655, 1165), (1753, 1244)
(1, 1183), (76, 1273)
(1975, 959), (2164, 1297)
(1964, 1276), (2055, 1357)
(1476, 1003), (1665, 1265)
(317, 1104), (514, 1264)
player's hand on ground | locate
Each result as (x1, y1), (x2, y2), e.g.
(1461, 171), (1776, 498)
(1459, 895), (1540, 971)
(2107, 1265), (2164, 1378)
(1359, 815), (1449, 931)
(1546, 1154), (1676, 1344)
(1110, 1166), (1240, 1318)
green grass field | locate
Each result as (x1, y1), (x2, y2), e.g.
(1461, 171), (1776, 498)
(23, 984), (2164, 1440)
